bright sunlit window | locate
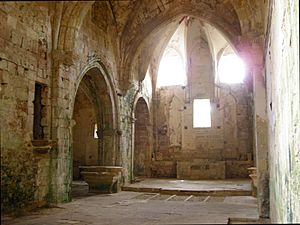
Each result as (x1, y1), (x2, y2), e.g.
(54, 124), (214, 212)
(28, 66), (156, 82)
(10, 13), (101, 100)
(94, 123), (98, 138)
(157, 48), (186, 87)
(193, 99), (211, 128)
(218, 54), (245, 84)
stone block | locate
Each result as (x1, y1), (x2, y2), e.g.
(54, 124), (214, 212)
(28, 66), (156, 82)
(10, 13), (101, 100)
(16, 87), (28, 101)
(150, 161), (176, 178)
(7, 61), (17, 75)
(225, 161), (254, 178)
(11, 30), (22, 46)
(176, 161), (190, 179)
(0, 58), (8, 70)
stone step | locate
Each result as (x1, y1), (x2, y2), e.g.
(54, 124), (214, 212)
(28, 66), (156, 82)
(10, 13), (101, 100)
(71, 181), (89, 197)
(122, 186), (251, 196)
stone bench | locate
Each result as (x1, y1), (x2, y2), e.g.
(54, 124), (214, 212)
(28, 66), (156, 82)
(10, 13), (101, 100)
(79, 166), (122, 193)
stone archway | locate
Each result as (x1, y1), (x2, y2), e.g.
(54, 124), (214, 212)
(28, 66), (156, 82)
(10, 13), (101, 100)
(133, 97), (151, 179)
(72, 83), (98, 180)
(72, 66), (117, 182)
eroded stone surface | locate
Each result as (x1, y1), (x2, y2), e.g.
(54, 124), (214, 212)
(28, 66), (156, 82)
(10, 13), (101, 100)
(0, 1), (299, 224)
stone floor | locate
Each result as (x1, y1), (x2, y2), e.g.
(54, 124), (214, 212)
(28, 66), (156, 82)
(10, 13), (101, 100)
(2, 191), (261, 225)
(0, 179), (266, 225)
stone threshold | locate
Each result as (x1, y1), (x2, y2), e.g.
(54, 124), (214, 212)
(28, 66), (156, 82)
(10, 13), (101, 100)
(122, 186), (251, 196)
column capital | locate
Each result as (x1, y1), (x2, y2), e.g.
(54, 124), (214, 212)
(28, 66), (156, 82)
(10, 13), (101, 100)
(52, 49), (79, 67)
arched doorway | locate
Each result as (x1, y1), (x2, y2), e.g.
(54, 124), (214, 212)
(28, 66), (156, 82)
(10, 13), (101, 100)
(72, 67), (116, 182)
(133, 97), (151, 180)
(72, 84), (98, 180)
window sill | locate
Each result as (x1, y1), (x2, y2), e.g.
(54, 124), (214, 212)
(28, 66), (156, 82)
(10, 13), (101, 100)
(31, 140), (56, 155)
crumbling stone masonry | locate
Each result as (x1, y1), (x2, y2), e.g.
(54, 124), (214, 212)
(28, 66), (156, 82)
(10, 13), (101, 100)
(0, 1), (299, 223)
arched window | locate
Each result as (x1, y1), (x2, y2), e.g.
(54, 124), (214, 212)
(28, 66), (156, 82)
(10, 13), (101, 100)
(218, 53), (245, 84)
(157, 47), (186, 87)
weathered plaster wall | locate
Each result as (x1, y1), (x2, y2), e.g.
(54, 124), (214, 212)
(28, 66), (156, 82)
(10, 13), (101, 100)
(266, 0), (300, 223)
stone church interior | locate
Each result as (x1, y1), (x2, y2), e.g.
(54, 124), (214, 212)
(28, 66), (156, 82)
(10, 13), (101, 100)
(0, 1), (299, 224)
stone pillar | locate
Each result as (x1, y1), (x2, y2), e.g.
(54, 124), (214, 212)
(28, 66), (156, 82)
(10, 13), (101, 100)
(130, 116), (136, 182)
(48, 50), (78, 203)
(252, 65), (269, 218)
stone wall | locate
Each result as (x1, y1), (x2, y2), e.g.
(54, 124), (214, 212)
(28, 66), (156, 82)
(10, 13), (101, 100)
(0, 2), (52, 211)
(48, 5), (123, 205)
(266, 0), (300, 223)
(1, 2), (298, 223)
(152, 18), (253, 179)
(0, 2), (132, 211)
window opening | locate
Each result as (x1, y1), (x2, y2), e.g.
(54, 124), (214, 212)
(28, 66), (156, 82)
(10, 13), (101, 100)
(218, 53), (245, 84)
(157, 48), (186, 87)
(94, 123), (98, 138)
(33, 83), (44, 139)
(193, 99), (211, 128)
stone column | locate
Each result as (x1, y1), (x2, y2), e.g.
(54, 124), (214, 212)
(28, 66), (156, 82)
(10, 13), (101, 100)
(252, 65), (269, 218)
(239, 36), (270, 218)
(48, 50), (78, 203)
(130, 116), (136, 182)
